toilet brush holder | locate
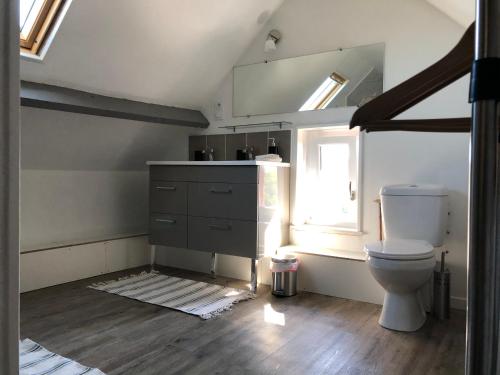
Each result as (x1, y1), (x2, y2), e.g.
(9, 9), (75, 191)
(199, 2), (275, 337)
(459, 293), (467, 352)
(433, 251), (450, 320)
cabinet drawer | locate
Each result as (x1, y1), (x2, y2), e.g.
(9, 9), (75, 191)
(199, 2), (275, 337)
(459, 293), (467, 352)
(188, 183), (257, 220)
(149, 214), (187, 248)
(150, 181), (187, 214)
(188, 217), (257, 258)
(150, 165), (258, 183)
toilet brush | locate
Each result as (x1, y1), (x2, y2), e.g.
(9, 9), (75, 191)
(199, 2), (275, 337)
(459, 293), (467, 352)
(433, 250), (450, 320)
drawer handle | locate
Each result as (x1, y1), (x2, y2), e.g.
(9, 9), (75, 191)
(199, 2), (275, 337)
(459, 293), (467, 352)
(209, 187), (232, 194)
(155, 218), (176, 224)
(208, 224), (232, 231)
(156, 186), (176, 191)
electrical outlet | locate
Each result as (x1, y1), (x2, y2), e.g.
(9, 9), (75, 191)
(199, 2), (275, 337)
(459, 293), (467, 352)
(214, 102), (224, 120)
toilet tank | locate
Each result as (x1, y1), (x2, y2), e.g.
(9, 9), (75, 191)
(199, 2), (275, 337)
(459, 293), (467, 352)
(380, 184), (448, 246)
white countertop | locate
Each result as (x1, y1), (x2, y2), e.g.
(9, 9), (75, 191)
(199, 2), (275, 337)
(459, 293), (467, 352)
(146, 160), (290, 167)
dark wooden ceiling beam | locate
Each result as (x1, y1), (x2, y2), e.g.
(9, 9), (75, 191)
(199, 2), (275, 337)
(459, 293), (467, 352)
(350, 23), (474, 132)
(361, 118), (471, 133)
(20, 81), (209, 128)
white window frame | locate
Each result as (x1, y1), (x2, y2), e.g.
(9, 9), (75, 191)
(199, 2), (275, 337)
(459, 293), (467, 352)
(293, 125), (363, 234)
(19, 0), (72, 62)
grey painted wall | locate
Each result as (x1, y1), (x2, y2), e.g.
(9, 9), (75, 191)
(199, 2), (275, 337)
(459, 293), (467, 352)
(21, 107), (198, 249)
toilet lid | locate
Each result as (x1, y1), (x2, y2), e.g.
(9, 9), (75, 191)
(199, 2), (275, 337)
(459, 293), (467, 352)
(364, 239), (434, 260)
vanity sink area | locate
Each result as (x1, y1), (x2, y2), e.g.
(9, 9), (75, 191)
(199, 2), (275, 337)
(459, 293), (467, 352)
(146, 160), (290, 291)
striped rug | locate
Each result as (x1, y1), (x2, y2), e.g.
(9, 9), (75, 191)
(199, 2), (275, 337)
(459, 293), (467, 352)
(20, 338), (105, 375)
(89, 271), (254, 319)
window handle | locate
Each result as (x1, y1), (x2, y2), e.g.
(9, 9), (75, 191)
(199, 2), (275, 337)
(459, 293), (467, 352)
(349, 181), (356, 201)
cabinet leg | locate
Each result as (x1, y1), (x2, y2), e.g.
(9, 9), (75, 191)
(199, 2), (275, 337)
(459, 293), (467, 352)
(251, 259), (258, 293)
(210, 252), (217, 279)
(150, 245), (156, 272)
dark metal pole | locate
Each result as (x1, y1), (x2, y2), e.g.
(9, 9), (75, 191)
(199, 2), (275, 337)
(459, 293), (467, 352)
(466, 0), (500, 373)
(0, 0), (20, 373)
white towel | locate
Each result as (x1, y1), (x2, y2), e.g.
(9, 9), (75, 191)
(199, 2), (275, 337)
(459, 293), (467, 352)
(255, 154), (282, 162)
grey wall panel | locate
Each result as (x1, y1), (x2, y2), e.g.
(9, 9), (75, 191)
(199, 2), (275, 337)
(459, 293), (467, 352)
(225, 133), (246, 161)
(21, 107), (194, 171)
(206, 134), (226, 160)
(20, 106), (193, 248)
(20, 170), (150, 250)
(188, 130), (292, 162)
(188, 135), (206, 161)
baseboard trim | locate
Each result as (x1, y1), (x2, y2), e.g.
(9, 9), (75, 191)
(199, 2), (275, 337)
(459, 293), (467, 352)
(21, 236), (150, 292)
(21, 232), (148, 254)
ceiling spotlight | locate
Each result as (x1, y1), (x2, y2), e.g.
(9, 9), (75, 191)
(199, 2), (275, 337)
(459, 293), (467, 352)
(264, 29), (281, 52)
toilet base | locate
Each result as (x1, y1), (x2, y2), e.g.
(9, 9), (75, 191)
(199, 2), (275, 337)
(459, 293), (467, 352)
(379, 291), (427, 332)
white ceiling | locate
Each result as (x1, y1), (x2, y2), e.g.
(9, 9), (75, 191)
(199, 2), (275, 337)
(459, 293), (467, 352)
(426, 0), (475, 27)
(20, 0), (284, 109)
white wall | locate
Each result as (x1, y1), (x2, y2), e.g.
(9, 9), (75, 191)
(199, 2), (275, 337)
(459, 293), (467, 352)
(157, 0), (471, 309)
(233, 44), (383, 116)
(20, 0), (284, 109)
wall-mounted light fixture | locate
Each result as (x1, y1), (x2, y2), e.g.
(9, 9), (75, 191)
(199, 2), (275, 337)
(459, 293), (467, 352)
(264, 29), (281, 52)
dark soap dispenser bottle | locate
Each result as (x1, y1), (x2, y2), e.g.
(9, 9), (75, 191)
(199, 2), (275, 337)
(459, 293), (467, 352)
(268, 137), (279, 155)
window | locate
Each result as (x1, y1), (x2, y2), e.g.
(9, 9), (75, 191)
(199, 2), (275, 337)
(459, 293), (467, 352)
(299, 72), (348, 111)
(20, 0), (65, 55)
(295, 126), (361, 231)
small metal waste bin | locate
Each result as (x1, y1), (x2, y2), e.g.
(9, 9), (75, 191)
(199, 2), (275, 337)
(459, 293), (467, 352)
(271, 254), (298, 297)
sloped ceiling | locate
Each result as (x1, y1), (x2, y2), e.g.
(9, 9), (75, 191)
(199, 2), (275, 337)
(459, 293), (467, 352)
(426, 0), (474, 27)
(20, 0), (284, 110)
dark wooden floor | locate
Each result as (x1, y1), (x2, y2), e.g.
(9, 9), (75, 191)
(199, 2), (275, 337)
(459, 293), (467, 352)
(21, 266), (466, 375)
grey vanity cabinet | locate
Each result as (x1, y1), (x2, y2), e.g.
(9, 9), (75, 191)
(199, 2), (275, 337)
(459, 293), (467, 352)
(148, 162), (290, 260)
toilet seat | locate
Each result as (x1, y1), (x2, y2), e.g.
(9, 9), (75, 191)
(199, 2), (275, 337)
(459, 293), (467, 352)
(364, 239), (434, 260)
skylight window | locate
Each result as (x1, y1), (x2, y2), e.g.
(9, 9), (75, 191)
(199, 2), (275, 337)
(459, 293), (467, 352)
(19, 0), (66, 55)
(299, 72), (348, 111)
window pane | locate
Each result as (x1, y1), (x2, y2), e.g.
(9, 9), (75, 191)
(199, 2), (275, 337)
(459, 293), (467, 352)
(20, 0), (44, 40)
(302, 140), (357, 228)
(310, 143), (356, 226)
(20, 0), (36, 28)
(299, 72), (347, 111)
(296, 126), (360, 231)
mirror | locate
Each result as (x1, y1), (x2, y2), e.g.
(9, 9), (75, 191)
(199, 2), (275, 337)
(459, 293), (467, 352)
(233, 43), (385, 117)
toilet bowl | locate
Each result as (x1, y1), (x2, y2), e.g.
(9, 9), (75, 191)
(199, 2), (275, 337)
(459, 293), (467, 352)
(365, 239), (436, 332)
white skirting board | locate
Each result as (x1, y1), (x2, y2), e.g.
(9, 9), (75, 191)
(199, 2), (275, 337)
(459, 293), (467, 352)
(20, 236), (150, 293)
(155, 246), (467, 310)
(155, 246), (386, 305)
(21, 238), (467, 311)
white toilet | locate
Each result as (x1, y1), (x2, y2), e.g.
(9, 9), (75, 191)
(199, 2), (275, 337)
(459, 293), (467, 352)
(364, 184), (448, 332)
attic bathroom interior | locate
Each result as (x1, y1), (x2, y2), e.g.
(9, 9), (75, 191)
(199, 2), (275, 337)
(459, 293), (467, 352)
(3, 0), (500, 374)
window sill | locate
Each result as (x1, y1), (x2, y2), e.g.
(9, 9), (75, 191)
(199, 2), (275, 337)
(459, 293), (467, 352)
(280, 245), (366, 261)
(20, 50), (44, 63)
(291, 224), (364, 236)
